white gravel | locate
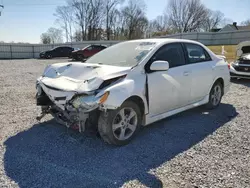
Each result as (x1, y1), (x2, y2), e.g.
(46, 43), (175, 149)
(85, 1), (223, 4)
(0, 59), (249, 188)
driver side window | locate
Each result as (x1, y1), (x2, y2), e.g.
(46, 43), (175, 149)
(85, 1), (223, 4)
(146, 43), (186, 72)
(153, 43), (185, 68)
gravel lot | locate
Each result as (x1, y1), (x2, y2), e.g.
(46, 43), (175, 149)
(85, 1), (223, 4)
(0, 59), (249, 188)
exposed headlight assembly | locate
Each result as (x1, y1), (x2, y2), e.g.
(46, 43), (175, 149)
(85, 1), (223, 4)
(72, 91), (110, 111)
(72, 95), (99, 110)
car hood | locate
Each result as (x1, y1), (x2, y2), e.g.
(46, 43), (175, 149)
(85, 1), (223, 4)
(239, 53), (250, 60)
(38, 62), (130, 93)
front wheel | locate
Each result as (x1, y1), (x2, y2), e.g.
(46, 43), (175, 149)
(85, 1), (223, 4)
(77, 54), (84, 61)
(98, 101), (141, 146)
(45, 54), (52, 59)
(206, 82), (223, 109)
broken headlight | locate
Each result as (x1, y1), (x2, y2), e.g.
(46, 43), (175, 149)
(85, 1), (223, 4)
(72, 95), (99, 110)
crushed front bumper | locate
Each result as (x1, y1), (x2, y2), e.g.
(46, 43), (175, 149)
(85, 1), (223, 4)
(35, 81), (104, 132)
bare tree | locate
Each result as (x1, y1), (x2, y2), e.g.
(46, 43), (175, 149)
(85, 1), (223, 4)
(121, 0), (148, 39)
(153, 15), (169, 32)
(40, 33), (51, 44)
(54, 5), (74, 42)
(88, 0), (105, 40)
(166, 0), (209, 33)
(104, 0), (124, 40)
(71, 0), (90, 41)
(70, 0), (104, 41)
(73, 30), (82, 41)
(41, 27), (63, 44)
(148, 14), (169, 37)
(241, 19), (250, 26)
(202, 10), (225, 31)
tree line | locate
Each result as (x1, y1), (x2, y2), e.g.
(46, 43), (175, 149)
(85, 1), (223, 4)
(41, 0), (233, 44)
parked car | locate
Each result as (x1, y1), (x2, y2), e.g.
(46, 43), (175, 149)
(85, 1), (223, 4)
(36, 39), (230, 146)
(230, 41), (250, 79)
(39, 46), (74, 59)
(71, 45), (107, 61)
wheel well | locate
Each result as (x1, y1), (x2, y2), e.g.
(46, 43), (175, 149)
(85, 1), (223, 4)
(215, 78), (224, 95)
(125, 96), (145, 119)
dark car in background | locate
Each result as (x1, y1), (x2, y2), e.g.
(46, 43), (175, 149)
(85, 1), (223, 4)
(40, 46), (74, 59)
(71, 45), (107, 61)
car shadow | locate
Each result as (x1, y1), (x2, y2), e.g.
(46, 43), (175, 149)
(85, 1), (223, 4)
(231, 78), (250, 87)
(3, 103), (238, 188)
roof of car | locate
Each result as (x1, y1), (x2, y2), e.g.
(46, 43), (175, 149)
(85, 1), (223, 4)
(126, 38), (204, 46)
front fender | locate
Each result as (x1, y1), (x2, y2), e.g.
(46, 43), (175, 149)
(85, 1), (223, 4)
(96, 77), (148, 113)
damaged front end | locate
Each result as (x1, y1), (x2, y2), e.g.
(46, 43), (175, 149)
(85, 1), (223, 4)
(36, 70), (126, 133)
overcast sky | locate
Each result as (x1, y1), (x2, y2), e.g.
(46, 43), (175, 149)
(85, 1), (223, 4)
(0, 0), (250, 43)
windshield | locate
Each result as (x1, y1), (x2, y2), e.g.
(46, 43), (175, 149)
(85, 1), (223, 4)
(85, 41), (157, 67)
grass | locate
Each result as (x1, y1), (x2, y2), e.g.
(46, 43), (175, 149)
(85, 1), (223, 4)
(207, 45), (237, 63)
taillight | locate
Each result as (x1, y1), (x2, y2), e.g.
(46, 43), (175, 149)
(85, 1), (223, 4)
(228, 63), (231, 69)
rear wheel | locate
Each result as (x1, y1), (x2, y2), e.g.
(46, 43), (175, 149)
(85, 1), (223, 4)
(206, 82), (223, 109)
(98, 101), (141, 146)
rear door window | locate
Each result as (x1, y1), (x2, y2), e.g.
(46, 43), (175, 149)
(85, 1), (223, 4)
(184, 43), (211, 64)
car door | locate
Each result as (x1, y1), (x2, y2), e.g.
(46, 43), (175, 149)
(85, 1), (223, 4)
(51, 47), (58, 57)
(146, 43), (192, 117)
(64, 47), (73, 57)
(183, 43), (214, 103)
(93, 46), (102, 54)
(84, 46), (93, 58)
(54, 47), (63, 57)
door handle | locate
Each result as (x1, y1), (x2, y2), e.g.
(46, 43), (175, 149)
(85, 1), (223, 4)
(183, 71), (190, 76)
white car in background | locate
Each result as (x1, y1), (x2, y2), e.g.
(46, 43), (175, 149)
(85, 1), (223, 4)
(36, 39), (230, 146)
(230, 41), (250, 79)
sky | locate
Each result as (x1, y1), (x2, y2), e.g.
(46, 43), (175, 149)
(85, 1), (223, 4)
(0, 0), (250, 43)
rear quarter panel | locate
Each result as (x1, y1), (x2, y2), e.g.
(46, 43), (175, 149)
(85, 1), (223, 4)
(213, 59), (231, 93)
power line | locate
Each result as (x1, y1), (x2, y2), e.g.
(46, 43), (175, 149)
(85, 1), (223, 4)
(5, 4), (61, 6)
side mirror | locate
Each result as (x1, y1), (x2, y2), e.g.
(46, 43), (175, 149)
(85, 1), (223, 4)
(150, 60), (169, 71)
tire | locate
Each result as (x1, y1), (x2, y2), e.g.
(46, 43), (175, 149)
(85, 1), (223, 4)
(77, 54), (84, 61)
(206, 81), (223, 109)
(46, 54), (52, 59)
(98, 101), (142, 146)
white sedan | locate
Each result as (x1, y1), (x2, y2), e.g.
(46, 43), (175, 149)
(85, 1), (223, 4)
(36, 39), (230, 146)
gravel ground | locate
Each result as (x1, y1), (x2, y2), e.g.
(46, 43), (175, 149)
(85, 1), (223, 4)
(0, 59), (249, 188)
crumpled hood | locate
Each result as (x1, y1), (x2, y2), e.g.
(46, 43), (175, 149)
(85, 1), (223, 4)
(38, 62), (130, 93)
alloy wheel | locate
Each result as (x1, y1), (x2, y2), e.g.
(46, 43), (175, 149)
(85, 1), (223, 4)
(112, 107), (138, 141)
(211, 85), (222, 106)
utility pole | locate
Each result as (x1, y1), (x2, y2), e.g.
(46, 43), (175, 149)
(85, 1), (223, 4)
(0, 4), (4, 16)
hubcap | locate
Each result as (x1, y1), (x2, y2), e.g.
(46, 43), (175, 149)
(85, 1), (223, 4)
(211, 85), (222, 106)
(112, 107), (138, 141)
